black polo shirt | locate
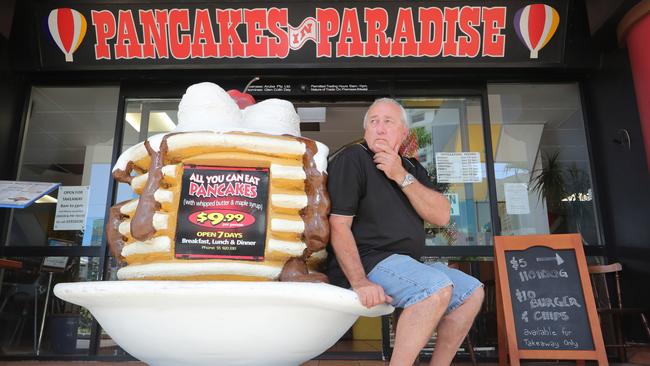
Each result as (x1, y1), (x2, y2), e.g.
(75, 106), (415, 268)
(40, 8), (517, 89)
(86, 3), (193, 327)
(326, 142), (436, 288)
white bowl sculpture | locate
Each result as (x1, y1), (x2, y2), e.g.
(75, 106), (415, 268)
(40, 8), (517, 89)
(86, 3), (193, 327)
(54, 281), (393, 366)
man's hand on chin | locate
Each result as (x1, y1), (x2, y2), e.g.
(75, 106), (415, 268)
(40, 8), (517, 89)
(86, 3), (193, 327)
(351, 278), (393, 308)
(373, 140), (407, 183)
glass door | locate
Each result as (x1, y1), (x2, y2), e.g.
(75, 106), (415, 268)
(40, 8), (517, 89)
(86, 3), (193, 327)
(399, 97), (494, 248)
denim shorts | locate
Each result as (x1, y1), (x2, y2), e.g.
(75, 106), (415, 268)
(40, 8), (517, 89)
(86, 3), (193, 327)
(367, 254), (483, 312)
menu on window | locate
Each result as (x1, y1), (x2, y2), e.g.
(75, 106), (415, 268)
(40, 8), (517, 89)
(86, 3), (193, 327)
(435, 152), (482, 183)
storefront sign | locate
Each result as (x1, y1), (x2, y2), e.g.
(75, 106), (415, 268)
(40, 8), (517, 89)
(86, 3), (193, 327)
(36, 1), (567, 70)
(175, 166), (269, 261)
(435, 152), (482, 183)
(53, 186), (90, 230)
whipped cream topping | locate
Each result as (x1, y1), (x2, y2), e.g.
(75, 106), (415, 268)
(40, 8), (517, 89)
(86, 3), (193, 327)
(243, 98), (301, 137)
(112, 82), (330, 174)
(176, 82), (243, 132)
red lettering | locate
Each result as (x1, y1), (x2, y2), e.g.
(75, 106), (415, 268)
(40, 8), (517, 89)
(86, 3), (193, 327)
(207, 184), (218, 197)
(418, 7), (443, 57)
(266, 8), (289, 58)
(316, 8), (339, 58)
(139, 10), (169, 59)
(268, 8), (289, 58)
(191, 9), (217, 58)
(391, 8), (417, 57)
(364, 8), (390, 57)
(115, 10), (143, 59)
(458, 7), (481, 57)
(189, 182), (199, 196)
(91, 10), (115, 59)
(217, 9), (245, 57)
(337, 8), (363, 57)
(235, 183), (245, 196)
(169, 9), (191, 59)
(482, 7), (506, 57)
(244, 9), (268, 57)
(443, 8), (459, 57)
(224, 183), (236, 196)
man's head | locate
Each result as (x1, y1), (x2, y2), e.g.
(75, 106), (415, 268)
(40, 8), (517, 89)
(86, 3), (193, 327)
(363, 98), (409, 153)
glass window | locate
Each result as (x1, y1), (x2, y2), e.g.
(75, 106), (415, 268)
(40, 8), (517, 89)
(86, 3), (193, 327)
(0, 256), (99, 356)
(116, 99), (180, 204)
(400, 98), (493, 247)
(4, 86), (119, 247)
(488, 84), (601, 245)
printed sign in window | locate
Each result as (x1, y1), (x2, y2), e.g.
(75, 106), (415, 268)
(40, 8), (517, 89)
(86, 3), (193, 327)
(54, 186), (90, 230)
(435, 152), (482, 183)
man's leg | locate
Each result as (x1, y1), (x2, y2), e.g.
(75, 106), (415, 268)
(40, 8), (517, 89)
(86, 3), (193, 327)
(391, 285), (452, 366)
(429, 286), (484, 366)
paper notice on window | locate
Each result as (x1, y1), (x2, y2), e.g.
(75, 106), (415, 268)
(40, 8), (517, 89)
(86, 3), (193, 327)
(435, 152), (482, 183)
(504, 183), (530, 215)
(54, 186), (90, 231)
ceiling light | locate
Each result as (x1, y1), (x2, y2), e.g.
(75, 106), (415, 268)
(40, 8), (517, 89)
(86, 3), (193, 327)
(125, 113), (141, 132)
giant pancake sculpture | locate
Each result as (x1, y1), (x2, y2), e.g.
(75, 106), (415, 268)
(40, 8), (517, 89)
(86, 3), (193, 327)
(54, 82), (392, 366)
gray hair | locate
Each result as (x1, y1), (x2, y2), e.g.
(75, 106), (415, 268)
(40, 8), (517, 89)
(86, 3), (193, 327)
(363, 98), (409, 128)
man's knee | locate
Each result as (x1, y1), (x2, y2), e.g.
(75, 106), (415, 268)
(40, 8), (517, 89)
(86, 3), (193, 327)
(466, 286), (485, 311)
(470, 286), (485, 304)
(426, 284), (453, 308)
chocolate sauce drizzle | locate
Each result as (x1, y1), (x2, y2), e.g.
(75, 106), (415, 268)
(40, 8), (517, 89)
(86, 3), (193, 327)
(105, 201), (130, 263)
(130, 140), (167, 241)
(297, 138), (331, 254)
(278, 137), (330, 283)
(279, 257), (329, 283)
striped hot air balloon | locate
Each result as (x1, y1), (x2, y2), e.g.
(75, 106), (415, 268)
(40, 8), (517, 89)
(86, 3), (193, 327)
(47, 8), (87, 62)
(514, 4), (560, 59)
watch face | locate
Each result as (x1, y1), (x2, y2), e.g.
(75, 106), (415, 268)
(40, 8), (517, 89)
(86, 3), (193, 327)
(402, 173), (415, 188)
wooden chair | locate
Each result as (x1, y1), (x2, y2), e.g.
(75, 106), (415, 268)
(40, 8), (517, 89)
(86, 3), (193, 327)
(588, 262), (650, 362)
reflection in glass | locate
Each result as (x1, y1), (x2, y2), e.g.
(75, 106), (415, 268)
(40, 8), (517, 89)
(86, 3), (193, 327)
(488, 84), (600, 245)
(400, 98), (492, 246)
(0, 256), (100, 356)
(5, 87), (119, 247)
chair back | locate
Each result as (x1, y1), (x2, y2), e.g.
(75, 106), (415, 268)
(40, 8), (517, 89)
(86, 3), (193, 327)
(588, 262), (623, 310)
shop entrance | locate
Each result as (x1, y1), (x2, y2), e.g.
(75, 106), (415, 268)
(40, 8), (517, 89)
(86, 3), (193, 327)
(113, 91), (496, 360)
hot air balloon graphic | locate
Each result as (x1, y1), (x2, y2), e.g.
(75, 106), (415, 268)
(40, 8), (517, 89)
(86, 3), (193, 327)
(514, 4), (560, 59)
(47, 8), (87, 62)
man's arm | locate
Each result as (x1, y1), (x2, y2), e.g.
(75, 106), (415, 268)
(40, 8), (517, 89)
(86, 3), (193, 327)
(329, 214), (392, 308)
(400, 179), (451, 227)
(373, 142), (451, 226)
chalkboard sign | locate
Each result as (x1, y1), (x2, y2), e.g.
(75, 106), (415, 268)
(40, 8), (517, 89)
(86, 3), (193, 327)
(494, 234), (607, 366)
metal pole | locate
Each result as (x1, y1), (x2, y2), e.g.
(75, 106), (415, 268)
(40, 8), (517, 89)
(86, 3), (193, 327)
(36, 271), (53, 355)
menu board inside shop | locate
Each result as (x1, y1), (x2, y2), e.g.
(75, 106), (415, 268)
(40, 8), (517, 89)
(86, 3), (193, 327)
(494, 234), (608, 366)
(175, 166), (269, 261)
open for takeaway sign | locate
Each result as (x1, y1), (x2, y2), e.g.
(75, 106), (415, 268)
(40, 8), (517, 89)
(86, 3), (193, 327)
(38, 1), (567, 69)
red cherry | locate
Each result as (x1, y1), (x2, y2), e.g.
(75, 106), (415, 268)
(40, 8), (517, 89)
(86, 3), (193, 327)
(227, 89), (256, 109)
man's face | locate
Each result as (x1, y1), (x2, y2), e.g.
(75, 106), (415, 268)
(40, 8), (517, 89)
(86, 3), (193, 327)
(364, 102), (408, 153)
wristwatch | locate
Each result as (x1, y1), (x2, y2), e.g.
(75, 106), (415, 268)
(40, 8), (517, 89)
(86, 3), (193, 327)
(400, 173), (416, 189)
